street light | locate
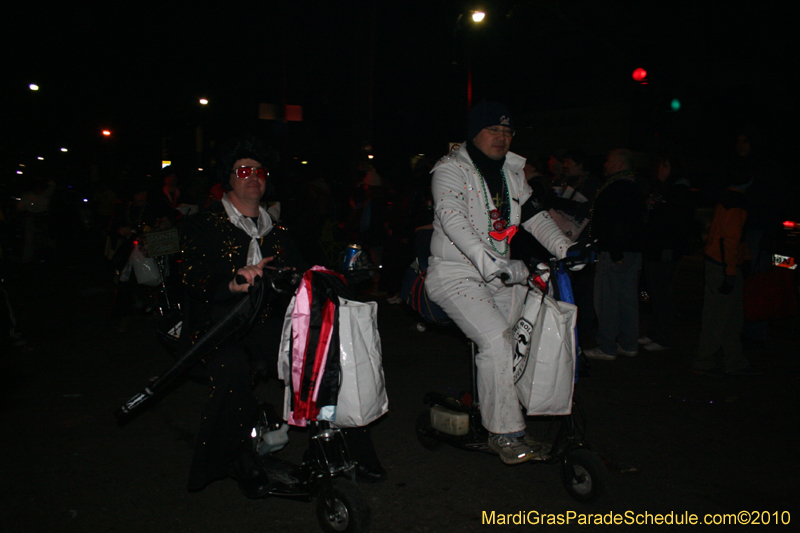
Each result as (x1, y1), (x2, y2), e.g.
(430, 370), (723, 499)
(29, 83), (39, 91)
(455, 11), (486, 110)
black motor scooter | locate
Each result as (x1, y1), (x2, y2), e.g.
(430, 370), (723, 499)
(414, 258), (609, 503)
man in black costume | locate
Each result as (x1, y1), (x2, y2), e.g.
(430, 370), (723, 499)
(181, 136), (384, 499)
(181, 135), (304, 498)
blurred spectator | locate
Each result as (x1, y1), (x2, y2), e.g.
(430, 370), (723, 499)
(691, 168), (760, 376)
(17, 177), (56, 264)
(584, 149), (647, 361)
(638, 155), (695, 352)
(93, 178), (119, 228)
(379, 164), (418, 303)
(343, 167), (391, 290)
(547, 149), (568, 184)
(523, 155), (551, 199)
(549, 148), (601, 345)
(183, 170), (211, 208)
(727, 132), (785, 348)
(547, 147), (600, 241)
(205, 183), (225, 209)
(107, 179), (173, 332)
(0, 205), (26, 350)
(157, 165), (183, 224)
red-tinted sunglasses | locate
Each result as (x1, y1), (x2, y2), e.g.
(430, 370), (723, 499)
(233, 166), (269, 180)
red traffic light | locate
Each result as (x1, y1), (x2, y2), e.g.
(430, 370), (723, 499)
(632, 68), (647, 82)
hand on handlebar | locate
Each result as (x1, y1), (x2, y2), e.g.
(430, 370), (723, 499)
(565, 239), (597, 270)
(494, 259), (530, 285)
(229, 257), (274, 293)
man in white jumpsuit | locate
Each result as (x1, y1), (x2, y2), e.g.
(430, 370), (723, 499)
(425, 101), (585, 464)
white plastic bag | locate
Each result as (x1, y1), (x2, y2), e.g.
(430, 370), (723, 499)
(512, 287), (578, 416)
(334, 298), (388, 427)
(278, 289), (388, 428)
(277, 295), (297, 425)
(123, 242), (162, 287)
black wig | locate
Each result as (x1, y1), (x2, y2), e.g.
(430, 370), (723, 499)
(215, 135), (275, 192)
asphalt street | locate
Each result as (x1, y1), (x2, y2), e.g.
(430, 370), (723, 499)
(1, 252), (798, 532)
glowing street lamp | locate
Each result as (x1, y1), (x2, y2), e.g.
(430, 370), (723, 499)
(29, 83), (39, 91)
(457, 11), (486, 110)
(199, 98), (209, 105)
(102, 130), (112, 137)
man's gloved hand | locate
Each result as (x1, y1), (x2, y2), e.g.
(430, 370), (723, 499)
(565, 239), (597, 270)
(494, 259), (530, 285)
(718, 275), (736, 295)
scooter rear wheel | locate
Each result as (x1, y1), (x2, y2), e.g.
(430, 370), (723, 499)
(561, 449), (608, 503)
(316, 478), (371, 532)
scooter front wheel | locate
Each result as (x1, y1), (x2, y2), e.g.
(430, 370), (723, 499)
(316, 478), (371, 533)
(561, 449), (608, 503)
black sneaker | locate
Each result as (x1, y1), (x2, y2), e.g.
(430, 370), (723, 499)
(354, 463), (388, 483)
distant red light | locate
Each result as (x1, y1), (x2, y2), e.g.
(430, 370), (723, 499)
(783, 220), (797, 229)
(632, 68), (647, 82)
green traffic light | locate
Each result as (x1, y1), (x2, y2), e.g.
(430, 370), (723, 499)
(670, 98), (681, 111)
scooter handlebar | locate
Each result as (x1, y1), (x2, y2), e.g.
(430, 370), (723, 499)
(234, 267), (301, 294)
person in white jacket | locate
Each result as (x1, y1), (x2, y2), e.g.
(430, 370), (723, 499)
(425, 101), (590, 464)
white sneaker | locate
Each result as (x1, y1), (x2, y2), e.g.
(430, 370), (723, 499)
(637, 336), (653, 345)
(488, 434), (535, 465)
(616, 345), (639, 357)
(584, 347), (617, 360)
(643, 341), (669, 352)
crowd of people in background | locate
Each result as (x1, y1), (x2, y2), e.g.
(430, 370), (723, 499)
(1, 129), (794, 377)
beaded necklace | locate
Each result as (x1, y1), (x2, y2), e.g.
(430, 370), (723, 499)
(476, 166), (512, 255)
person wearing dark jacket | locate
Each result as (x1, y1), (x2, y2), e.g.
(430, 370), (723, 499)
(182, 136), (385, 499)
(584, 149), (647, 361)
(691, 168), (760, 376)
(638, 156), (695, 351)
(181, 136), (307, 498)
(107, 180), (173, 332)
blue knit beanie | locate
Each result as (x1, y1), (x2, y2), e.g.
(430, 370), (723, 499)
(468, 100), (515, 141)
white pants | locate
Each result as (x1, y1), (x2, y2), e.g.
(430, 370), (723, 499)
(425, 260), (527, 434)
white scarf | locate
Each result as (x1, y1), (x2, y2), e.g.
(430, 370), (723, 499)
(221, 193), (273, 265)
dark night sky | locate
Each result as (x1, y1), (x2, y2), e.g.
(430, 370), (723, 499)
(4, 0), (797, 181)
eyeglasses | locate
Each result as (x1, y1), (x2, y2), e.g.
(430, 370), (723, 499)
(232, 166), (269, 180)
(484, 126), (515, 138)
